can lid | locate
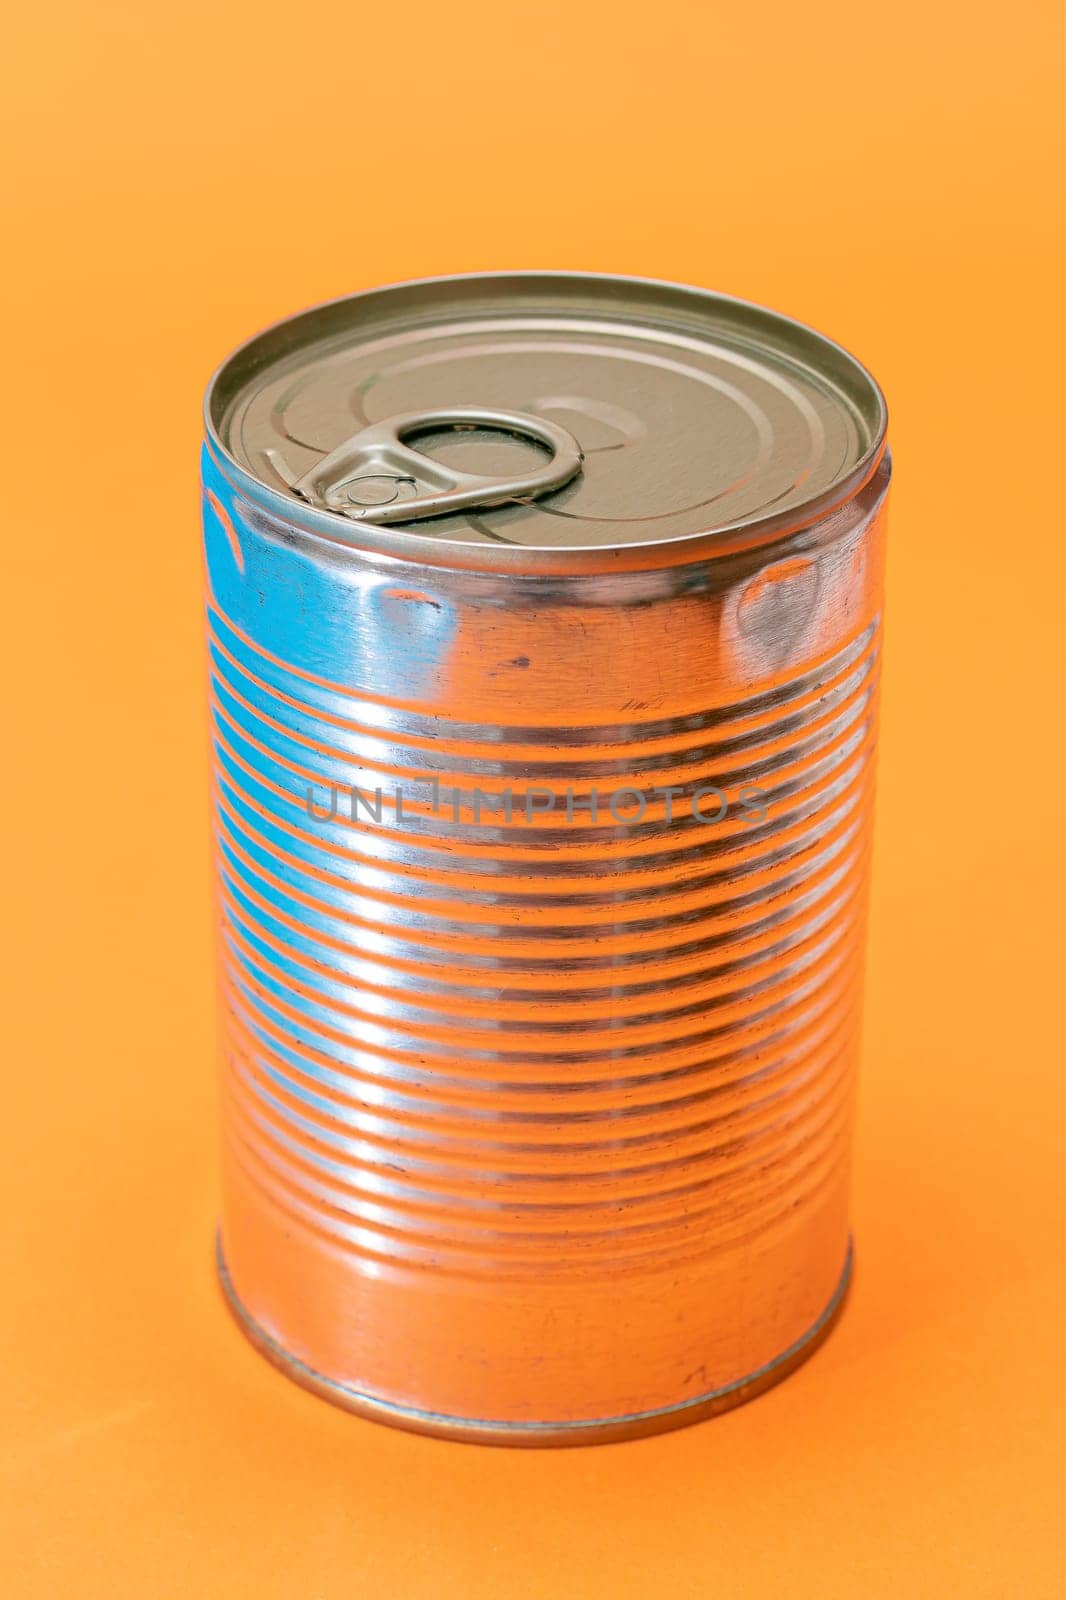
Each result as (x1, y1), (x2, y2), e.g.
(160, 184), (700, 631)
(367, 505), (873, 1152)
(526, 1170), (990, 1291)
(206, 273), (886, 556)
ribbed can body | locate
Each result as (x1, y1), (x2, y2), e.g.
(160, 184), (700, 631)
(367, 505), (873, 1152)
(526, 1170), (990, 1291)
(202, 443), (889, 1441)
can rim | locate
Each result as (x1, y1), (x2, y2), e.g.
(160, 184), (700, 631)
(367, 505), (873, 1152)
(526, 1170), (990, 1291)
(217, 1233), (854, 1446)
(203, 270), (888, 575)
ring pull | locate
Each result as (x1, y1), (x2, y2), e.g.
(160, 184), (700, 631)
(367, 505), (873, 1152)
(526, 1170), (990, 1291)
(285, 406), (584, 526)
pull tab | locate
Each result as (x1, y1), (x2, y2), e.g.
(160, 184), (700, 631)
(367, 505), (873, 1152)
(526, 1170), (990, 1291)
(284, 407), (584, 526)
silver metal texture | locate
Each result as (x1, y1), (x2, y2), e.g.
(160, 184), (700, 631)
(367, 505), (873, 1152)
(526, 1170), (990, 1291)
(201, 272), (890, 1443)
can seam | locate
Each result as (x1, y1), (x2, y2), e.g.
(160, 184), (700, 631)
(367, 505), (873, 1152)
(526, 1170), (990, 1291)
(216, 1232), (853, 1448)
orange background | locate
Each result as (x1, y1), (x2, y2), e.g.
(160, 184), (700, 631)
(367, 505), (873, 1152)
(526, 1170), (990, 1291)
(4, 1), (1065, 1594)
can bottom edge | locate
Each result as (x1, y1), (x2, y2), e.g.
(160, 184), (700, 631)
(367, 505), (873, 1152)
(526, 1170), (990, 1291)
(215, 1233), (853, 1448)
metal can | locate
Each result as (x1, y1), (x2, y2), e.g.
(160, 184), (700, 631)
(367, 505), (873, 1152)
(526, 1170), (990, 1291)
(201, 273), (889, 1444)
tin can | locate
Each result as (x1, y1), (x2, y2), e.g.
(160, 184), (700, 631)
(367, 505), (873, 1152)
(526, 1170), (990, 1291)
(201, 273), (889, 1444)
